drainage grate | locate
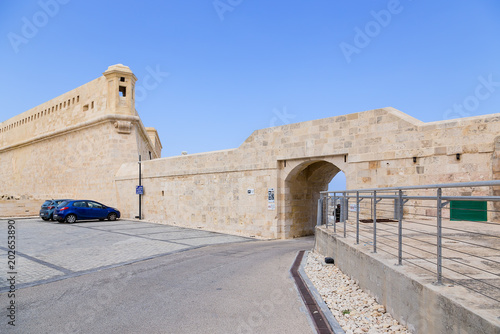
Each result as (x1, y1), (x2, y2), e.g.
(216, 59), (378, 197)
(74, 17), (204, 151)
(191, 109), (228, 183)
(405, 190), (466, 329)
(291, 250), (334, 334)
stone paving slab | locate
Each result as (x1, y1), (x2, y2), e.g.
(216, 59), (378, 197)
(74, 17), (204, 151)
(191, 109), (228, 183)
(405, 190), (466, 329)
(0, 218), (251, 291)
(0, 254), (66, 286)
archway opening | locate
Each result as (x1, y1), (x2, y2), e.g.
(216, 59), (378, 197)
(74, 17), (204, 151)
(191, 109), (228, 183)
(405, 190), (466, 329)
(285, 160), (341, 238)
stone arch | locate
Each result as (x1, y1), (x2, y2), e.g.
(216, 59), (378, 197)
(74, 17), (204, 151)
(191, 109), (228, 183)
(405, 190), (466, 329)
(279, 156), (347, 238)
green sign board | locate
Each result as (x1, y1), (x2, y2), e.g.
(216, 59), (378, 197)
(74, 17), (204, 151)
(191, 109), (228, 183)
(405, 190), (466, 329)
(450, 200), (487, 222)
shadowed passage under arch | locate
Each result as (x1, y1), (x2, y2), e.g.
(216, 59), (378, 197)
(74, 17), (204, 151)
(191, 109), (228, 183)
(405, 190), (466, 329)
(285, 160), (341, 238)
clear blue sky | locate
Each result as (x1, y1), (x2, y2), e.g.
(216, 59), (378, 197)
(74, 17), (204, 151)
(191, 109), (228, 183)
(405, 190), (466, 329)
(1, 1), (499, 189)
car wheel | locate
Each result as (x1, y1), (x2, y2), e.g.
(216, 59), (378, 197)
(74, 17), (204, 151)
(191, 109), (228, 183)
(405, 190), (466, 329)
(108, 213), (117, 221)
(65, 214), (77, 224)
(41, 217), (49, 221)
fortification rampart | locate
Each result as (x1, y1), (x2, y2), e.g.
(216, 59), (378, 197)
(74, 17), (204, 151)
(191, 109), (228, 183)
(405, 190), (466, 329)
(115, 108), (500, 239)
(0, 77), (107, 150)
(1, 64), (498, 238)
(115, 147), (280, 237)
(0, 65), (161, 215)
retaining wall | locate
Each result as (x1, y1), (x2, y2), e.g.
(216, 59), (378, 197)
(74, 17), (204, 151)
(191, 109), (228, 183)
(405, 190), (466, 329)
(314, 226), (500, 333)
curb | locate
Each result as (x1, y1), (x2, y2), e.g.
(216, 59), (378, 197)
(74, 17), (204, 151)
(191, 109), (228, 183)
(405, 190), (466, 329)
(296, 250), (346, 334)
(0, 216), (38, 220)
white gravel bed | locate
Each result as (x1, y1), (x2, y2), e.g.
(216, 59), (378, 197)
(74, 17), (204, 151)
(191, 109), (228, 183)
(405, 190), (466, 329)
(305, 251), (412, 334)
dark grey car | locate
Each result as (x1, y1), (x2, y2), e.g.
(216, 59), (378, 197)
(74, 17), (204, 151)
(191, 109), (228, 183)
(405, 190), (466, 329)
(39, 199), (72, 221)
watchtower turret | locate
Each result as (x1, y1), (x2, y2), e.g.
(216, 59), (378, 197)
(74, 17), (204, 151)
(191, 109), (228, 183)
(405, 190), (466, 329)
(103, 64), (137, 116)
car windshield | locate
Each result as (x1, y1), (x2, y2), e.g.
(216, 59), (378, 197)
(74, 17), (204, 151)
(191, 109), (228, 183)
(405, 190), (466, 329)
(42, 200), (52, 206)
(57, 201), (68, 207)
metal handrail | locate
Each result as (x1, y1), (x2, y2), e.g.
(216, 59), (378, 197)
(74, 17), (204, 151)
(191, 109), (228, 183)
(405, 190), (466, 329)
(321, 180), (500, 194)
(317, 180), (500, 305)
(324, 194), (500, 201)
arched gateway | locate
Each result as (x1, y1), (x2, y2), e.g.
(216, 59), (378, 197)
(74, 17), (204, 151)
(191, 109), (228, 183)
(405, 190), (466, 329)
(279, 157), (347, 238)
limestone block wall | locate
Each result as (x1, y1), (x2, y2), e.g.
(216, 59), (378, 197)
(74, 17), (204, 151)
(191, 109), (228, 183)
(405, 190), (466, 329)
(345, 114), (497, 189)
(257, 108), (496, 190)
(0, 121), (154, 209)
(115, 108), (500, 239)
(115, 149), (280, 238)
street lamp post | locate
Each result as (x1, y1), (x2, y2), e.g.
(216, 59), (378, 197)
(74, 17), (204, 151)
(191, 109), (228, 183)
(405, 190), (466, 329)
(135, 155), (142, 220)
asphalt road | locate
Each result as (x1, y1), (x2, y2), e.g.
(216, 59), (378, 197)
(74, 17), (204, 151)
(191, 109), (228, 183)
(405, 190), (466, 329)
(1, 232), (315, 333)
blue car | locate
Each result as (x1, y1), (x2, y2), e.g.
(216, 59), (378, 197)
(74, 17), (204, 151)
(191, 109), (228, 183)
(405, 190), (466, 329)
(54, 200), (121, 223)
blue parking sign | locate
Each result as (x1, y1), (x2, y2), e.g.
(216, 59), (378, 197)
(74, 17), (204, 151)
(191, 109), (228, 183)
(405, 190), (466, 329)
(136, 185), (144, 195)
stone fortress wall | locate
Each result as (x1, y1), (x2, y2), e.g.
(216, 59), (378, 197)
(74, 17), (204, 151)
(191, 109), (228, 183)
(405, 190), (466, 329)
(0, 64), (161, 216)
(115, 108), (500, 239)
(1, 64), (499, 239)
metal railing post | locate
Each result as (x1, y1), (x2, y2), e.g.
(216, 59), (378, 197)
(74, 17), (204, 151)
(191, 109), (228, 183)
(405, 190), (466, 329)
(333, 193), (337, 233)
(317, 197), (323, 226)
(356, 191), (360, 244)
(345, 196), (349, 221)
(398, 189), (403, 265)
(326, 196), (330, 227)
(436, 187), (443, 285)
(324, 195), (328, 226)
(394, 191), (398, 220)
(373, 190), (377, 253)
(339, 194), (343, 223)
(343, 194), (347, 238)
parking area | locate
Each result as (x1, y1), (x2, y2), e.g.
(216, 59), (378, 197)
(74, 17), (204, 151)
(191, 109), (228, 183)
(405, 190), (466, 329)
(0, 218), (252, 291)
